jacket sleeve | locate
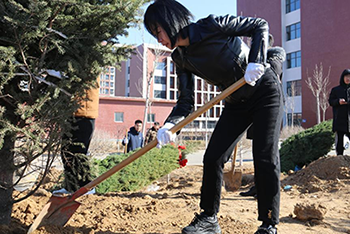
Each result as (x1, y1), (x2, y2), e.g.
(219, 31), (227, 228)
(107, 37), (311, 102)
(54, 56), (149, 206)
(164, 65), (195, 125)
(121, 132), (130, 146)
(329, 88), (340, 107)
(144, 129), (150, 144)
(213, 14), (269, 65)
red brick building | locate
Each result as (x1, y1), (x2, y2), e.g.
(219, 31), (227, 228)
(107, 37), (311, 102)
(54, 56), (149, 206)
(237, 0), (350, 128)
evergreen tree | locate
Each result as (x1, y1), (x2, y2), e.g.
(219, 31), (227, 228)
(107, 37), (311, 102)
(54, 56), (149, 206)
(0, 0), (148, 224)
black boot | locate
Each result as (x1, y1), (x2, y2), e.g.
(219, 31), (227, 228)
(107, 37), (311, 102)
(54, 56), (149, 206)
(254, 225), (277, 234)
(182, 212), (221, 234)
(239, 185), (257, 197)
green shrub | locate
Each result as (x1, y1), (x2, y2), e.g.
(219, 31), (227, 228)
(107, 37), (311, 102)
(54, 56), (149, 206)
(280, 120), (334, 172)
(92, 145), (180, 193)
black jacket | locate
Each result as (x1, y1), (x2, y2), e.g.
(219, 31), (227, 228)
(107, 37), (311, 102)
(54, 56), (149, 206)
(166, 14), (269, 125)
(329, 69), (350, 132)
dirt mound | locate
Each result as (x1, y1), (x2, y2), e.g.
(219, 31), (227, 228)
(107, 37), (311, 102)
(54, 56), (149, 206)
(281, 155), (350, 193)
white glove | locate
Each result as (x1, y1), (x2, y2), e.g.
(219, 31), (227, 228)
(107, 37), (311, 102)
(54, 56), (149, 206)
(157, 122), (176, 148)
(244, 63), (265, 86)
(123, 138), (129, 144)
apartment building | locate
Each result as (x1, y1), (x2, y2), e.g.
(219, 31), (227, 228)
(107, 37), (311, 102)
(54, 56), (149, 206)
(237, 0), (350, 128)
(95, 43), (224, 138)
(99, 66), (116, 96)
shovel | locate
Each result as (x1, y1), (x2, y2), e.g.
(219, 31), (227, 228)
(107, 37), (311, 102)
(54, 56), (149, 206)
(124, 129), (128, 154)
(223, 144), (243, 191)
(27, 78), (246, 234)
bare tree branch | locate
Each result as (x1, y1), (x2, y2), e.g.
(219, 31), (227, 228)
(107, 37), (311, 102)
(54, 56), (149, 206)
(305, 63), (331, 124)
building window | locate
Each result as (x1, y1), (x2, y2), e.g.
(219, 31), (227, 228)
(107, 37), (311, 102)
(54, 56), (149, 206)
(154, 90), (166, 99)
(170, 77), (175, 88)
(154, 76), (166, 84)
(147, 113), (155, 123)
(105, 74), (109, 79)
(114, 112), (124, 122)
(202, 120), (217, 129)
(287, 51), (301, 68)
(209, 84), (214, 92)
(209, 108), (214, 117)
(155, 61), (166, 70)
(216, 107), (221, 117)
(286, 0), (300, 13)
(110, 75), (115, 81)
(287, 113), (302, 126)
(170, 91), (175, 100)
(170, 62), (175, 74)
(197, 79), (202, 90)
(286, 22), (301, 41)
(207, 121), (217, 129)
(110, 89), (114, 95)
(110, 67), (115, 73)
(286, 80), (302, 96)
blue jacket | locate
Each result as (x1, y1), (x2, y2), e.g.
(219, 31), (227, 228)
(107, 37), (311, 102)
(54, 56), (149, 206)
(123, 127), (143, 152)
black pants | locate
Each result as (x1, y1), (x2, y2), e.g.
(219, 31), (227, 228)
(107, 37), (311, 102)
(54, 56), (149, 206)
(200, 68), (283, 225)
(61, 117), (95, 191)
(335, 131), (350, 155)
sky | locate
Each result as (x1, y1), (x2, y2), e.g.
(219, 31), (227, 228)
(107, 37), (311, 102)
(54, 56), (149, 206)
(118, 0), (237, 46)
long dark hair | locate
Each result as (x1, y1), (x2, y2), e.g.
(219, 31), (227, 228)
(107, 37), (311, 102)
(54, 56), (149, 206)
(144, 0), (193, 47)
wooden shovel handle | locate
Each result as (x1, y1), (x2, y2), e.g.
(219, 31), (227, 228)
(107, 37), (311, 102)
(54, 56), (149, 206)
(124, 129), (128, 154)
(82, 78), (246, 193)
(231, 144), (238, 173)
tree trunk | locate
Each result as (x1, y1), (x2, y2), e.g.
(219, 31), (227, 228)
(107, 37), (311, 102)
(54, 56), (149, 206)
(142, 74), (153, 137)
(142, 96), (150, 137)
(0, 134), (15, 225)
(316, 94), (321, 124)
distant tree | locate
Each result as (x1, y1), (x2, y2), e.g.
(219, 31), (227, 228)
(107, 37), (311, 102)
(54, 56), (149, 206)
(285, 81), (296, 127)
(0, 0), (147, 225)
(135, 44), (169, 136)
(319, 72), (331, 121)
(305, 63), (331, 124)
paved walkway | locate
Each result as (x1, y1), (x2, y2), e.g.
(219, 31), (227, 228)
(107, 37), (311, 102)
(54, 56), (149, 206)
(14, 144), (349, 192)
(186, 145), (350, 166)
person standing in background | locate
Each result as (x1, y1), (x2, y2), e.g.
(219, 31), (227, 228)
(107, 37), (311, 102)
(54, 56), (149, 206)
(329, 69), (350, 156)
(144, 121), (160, 145)
(53, 77), (99, 195)
(123, 119), (144, 153)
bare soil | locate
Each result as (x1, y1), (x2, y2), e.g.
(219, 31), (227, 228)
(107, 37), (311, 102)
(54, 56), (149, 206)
(3, 155), (350, 234)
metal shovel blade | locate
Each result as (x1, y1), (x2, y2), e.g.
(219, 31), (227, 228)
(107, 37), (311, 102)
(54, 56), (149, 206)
(27, 194), (81, 234)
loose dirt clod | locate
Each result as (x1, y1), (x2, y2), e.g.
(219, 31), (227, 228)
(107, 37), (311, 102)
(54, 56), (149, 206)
(294, 202), (327, 221)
